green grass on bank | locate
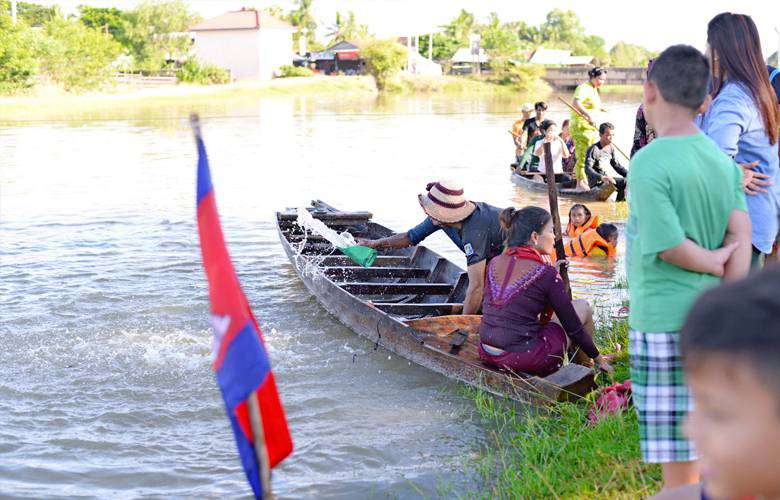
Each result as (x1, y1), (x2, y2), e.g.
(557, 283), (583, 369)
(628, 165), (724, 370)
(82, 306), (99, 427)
(467, 318), (661, 499)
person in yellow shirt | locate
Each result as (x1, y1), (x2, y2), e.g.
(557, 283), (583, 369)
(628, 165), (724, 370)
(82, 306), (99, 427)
(571, 67), (608, 191)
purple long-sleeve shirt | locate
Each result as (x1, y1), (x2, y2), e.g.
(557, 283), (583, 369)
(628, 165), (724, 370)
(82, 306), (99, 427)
(478, 258), (600, 358)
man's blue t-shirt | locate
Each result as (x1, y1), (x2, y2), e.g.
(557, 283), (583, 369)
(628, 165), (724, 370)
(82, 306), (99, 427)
(406, 202), (504, 266)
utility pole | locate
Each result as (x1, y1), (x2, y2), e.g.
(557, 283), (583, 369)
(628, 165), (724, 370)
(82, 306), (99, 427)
(11, 0), (17, 26)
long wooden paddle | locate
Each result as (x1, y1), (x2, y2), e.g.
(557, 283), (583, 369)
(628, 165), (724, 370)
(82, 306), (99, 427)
(557, 96), (631, 162)
(542, 141), (572, 298)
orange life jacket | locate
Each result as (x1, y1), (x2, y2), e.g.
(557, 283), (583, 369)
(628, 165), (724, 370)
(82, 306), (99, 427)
(511, 119), (524, 138)
(564, 229), (616, 258)
(566, 215), (600, 238)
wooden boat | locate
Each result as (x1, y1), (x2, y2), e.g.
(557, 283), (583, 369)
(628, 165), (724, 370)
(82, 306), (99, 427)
(276, 200), (596, 405)
(510, 164), (616, 202)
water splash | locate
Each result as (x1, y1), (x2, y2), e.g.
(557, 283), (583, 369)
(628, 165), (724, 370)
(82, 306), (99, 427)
(295, 207), (357, 248)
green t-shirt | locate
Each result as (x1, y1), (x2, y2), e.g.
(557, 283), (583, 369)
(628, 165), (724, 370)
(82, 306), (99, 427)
(626, 132), (747, 332)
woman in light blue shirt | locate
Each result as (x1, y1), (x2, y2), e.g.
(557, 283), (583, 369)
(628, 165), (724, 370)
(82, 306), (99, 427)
(698, 13), (780, 266)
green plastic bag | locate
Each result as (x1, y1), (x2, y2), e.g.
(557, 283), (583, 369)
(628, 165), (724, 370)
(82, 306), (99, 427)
(338, 245), (377, 268)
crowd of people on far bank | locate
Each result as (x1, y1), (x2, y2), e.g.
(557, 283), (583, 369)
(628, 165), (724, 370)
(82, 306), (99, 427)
(359, 12), (780, 500)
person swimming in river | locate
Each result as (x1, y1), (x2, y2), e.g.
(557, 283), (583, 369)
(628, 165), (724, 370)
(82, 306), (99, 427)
(566, 204), (600, 238)
(357, 180), (504, 315)
(564, 223), (619, 258)
(477, 206), (614, 376)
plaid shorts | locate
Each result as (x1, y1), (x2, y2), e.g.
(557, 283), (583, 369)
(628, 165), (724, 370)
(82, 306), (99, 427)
(629, 329), (697, 463)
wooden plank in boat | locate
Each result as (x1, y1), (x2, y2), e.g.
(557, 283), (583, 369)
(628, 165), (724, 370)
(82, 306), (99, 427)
(278, 211), (373, 222)
(341, 282), (452, 295)
(371, 302), (463, 315)
(406, 315), (481, 335)
(319, 255), (411, 267)
(323, 266), (430, 280)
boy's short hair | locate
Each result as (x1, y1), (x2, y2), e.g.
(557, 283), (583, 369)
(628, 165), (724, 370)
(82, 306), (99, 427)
(648, 44), (710, 110)
(535, 101), (548, 111)
(596, 223), (618, 240)
(681, 265), (780, 398)
(539, 119), (556, 132)
(599, 122), (614, 135)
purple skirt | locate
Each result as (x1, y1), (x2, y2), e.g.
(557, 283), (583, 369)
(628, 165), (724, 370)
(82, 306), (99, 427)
(478, 322), (567, 376)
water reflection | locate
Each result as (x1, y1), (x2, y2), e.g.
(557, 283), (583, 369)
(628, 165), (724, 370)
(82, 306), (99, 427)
(0, 89), (639, 498)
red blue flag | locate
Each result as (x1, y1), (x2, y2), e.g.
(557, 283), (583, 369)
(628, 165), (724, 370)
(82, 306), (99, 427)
(193, 116), (293, 498)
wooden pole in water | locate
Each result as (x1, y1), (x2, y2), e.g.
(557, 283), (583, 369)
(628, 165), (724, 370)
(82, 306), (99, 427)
(557, 96), (631, 162)
(542, 141), (572, 298)
(247, 391), (273, 499)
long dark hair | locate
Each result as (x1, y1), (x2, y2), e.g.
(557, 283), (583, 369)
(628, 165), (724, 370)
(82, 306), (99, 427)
(568, 203), (592, 223)
(500, 206), (551, 247)
(707, 13), (778, 144)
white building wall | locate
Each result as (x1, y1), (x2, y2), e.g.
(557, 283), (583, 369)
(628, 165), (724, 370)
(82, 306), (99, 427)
(257, 28), (293, 79)
(192, 30), (261, 80)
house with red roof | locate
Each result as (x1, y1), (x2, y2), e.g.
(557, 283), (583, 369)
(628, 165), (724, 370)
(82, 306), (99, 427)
(189, 9), (295, 80)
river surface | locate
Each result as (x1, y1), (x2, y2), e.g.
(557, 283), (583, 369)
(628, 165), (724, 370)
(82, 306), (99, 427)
(0, 90), (638, 498)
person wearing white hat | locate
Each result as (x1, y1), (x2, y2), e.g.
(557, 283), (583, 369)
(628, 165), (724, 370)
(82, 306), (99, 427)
(511, 103), (544, 163)
(358, 181), (504, 315)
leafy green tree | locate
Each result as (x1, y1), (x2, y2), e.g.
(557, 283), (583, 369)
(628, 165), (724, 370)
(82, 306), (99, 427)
(362, 39), (406, 92)
(609, 41), (655, 67)
(78, 6), (128, 45)
(288, 0), (321, 52)
(0, 13), (38, 92)
(327, 11), (369, 45)
(123, 0), (200, 71)
(39, 16), (121, 91)
(0, 0), (57, 27)
(417, 9), (475, 61)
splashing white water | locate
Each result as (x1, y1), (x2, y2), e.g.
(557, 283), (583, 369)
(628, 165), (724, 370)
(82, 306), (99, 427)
(295, 207), (357, 248)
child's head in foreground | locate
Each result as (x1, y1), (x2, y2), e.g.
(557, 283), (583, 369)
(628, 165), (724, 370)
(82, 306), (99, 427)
(595, 223), (618, 246)
(643, 45), (710, 126)
(680, 264), (780, 500)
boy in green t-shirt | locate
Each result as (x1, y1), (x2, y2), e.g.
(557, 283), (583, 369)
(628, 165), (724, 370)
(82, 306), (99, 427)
(626, 45), (751, 491)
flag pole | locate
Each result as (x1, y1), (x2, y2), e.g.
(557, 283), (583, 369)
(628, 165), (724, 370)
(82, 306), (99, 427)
(248, 391), (273, 499)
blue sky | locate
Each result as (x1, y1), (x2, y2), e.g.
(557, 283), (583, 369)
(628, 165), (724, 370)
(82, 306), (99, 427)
(30, 0), (780, 58)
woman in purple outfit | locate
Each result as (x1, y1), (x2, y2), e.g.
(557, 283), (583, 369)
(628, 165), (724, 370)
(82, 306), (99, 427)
(478, 206), (613, 376)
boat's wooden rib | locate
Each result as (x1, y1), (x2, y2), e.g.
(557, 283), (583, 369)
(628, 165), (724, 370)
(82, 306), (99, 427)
(319, 255), (411, 267)
(322, 267), (430, 280)
(276, 200), (597, 405)
(510, 165), (616, 202)
(340, 282), (452, 295)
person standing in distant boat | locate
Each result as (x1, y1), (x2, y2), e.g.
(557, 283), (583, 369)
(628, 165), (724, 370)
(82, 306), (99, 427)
(571, 67), (609, 191)
(519, 101), (548, 151)
(357, 181), (504, 315)
(511, 103), (535, 162)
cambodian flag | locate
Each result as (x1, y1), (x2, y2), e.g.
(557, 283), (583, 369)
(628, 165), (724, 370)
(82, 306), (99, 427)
(192, 115), (293, 498)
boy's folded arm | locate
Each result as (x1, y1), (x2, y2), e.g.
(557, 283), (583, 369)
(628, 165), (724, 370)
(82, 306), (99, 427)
(658, 239), (723, 275)
(722, 208), (751, 281)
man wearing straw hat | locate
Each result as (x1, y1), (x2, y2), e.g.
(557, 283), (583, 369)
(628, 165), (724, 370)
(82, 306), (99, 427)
(358, 180), (504, 315)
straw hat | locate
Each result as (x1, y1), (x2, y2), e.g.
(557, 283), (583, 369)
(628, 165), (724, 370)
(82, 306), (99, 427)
(521, 102), (533, 113)
(418, 181), (476, 224)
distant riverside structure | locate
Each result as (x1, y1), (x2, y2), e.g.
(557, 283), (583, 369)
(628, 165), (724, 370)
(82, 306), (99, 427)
(189, 8), (295, 80)
(528, 47), (593, 66)
(311, 40), (364, 75)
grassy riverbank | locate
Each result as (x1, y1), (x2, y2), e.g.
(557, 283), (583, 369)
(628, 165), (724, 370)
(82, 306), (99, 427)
(0, 75), (540, 123)
(468, 317), (662, 499)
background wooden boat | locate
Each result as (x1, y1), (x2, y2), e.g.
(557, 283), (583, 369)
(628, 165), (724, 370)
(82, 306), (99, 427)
(510, 164), (615, 202)
(276, 200), (596, 405)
